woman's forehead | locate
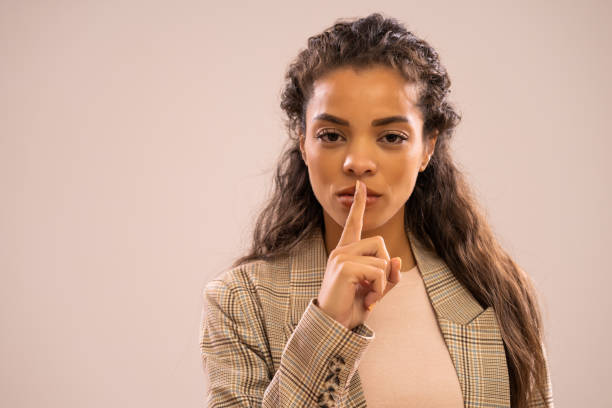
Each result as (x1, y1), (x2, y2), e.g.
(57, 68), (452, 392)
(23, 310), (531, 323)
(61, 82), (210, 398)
(307, 67), (422, 124)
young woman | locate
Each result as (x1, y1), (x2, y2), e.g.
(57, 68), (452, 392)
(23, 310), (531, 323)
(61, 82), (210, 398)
(200, 13), (553, 408)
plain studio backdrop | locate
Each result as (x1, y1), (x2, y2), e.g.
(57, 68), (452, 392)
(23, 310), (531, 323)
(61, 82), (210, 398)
(1, 0), (610, 407)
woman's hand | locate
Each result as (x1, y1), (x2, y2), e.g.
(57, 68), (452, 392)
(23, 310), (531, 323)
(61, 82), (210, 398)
(316, 180), (402, 330)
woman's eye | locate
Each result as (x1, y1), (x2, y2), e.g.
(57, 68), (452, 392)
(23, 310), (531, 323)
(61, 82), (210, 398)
(316, 130), (343, 143)
(315, 130), (407, 144)
(381, 133), (408, 144)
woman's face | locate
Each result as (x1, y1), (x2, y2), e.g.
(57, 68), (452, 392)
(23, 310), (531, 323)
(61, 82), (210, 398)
(299, 65), (437, 233)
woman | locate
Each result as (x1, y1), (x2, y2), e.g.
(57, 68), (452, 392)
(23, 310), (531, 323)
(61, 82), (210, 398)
(200, 13), (553, 408)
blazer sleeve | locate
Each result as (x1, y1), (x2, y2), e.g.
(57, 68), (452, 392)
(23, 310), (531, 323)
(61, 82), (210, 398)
(527, 342), (554, 408)
(200, 275), (375, 407)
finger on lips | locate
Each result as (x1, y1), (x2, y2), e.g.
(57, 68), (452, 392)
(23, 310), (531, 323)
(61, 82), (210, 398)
(338, 179), (365, 247)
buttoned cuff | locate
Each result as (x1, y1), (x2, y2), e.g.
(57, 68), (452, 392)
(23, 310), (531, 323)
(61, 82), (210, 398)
(303, 298), (374, 406)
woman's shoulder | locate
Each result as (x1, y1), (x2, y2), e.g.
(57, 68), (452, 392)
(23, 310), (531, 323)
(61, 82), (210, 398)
(203, 229), (326, 310)
(207, 230), (324, 291)
(204, 252), (294, 299)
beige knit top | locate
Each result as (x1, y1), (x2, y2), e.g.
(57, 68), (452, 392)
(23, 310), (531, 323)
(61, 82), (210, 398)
(358, 264), (464, 407)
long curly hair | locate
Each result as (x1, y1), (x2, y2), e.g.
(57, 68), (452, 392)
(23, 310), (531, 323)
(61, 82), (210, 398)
(232, 12), (551, 408)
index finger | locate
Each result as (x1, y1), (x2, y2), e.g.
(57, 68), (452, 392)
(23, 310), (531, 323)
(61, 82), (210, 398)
(338, 179), (366, 247)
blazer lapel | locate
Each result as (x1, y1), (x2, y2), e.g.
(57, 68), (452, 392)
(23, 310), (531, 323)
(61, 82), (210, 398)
(406, 229), (511, 407)
(284, 227), (510, 407)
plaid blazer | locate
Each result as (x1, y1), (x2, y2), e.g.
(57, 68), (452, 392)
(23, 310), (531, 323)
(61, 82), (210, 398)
(200, 227), (554, 407)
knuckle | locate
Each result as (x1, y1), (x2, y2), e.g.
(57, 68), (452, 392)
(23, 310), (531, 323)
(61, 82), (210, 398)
(374, 235), (389, 257)
(378, 269), (387, 292)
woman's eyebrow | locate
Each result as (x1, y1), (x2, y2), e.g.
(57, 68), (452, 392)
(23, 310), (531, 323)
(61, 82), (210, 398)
(313, 112), (411, 127)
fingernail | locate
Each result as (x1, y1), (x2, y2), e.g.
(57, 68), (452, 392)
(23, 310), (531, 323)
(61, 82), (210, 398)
(355, 180), (360, 197)
(397, 257), (402, 271)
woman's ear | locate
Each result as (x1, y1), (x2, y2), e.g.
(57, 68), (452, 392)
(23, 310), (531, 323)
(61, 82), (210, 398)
(419, 129), (438, 172)
(299, 133), (308, 166)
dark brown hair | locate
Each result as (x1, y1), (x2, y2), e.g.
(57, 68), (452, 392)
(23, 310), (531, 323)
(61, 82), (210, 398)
(233, 12), (551, 408)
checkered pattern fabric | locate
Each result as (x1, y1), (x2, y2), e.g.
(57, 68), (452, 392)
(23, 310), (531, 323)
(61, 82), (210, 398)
(199, 227), (553, 407)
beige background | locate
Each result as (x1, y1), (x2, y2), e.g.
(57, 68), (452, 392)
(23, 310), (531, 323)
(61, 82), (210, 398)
(1, 0), (610, 407)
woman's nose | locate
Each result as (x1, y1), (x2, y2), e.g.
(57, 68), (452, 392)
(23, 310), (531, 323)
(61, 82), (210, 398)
(342, 143), (377, 176)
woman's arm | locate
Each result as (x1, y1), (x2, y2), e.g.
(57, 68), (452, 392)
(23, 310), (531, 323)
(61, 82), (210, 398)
(200, 274), (374, 407)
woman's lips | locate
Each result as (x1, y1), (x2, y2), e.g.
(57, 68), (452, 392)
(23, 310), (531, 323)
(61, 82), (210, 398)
(337, 194), (380, 209)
